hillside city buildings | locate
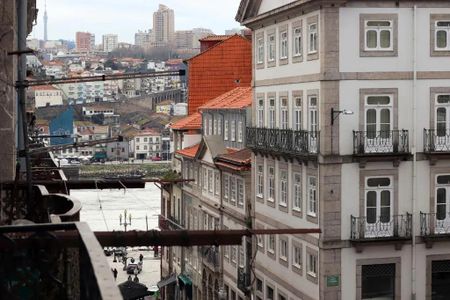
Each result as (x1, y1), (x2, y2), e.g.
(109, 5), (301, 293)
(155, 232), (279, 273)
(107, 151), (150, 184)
(102, 34), (119, 52)
(153, 4), (175, 46)
(75, 31), (95, 52)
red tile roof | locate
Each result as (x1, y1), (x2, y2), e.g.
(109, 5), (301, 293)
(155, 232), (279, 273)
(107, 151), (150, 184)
(170, 112), (202, 130)
(176, 143), (200, 158)
(199, 87), (252, 110)
(199, 35), (235, 42)
(30, 85), (58, 91)
(215, 148), (252, 171)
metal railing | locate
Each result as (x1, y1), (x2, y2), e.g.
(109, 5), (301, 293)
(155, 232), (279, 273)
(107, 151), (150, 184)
(350, 214), (412, 240)
(420, 212), (450, 236)
(353, 130), (409, 155)
(246, 127), (319, 155)
(200, 246), (220, 272)
(423, 129), (450, 152)
(0, 222), (120, 300)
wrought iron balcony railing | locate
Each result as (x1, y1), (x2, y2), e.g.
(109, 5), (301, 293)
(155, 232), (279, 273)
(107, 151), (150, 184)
(246, 127), (319, 156)
(200, 246), (220, 272)
(420, 212), (450, 236)
(423, 129), (450, 152)
(158, 214), (184, 230)
(350, 214), (412, 240)
(0, 222), (120, 300)
(353, 130), (409, 155)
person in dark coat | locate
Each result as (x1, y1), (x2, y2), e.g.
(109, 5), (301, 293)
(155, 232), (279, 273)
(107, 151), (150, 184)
(112, 268), (118, 281)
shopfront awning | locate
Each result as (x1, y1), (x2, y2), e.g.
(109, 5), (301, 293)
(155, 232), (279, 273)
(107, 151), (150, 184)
(178, 274), (192, 286)
(157, 274), (177, 289)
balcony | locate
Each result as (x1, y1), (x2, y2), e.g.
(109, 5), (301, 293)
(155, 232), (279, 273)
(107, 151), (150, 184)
(420, 212), (450, 247)
(352, 130), (410, 166)
(350, 214), (412, 252)
(246, 127), (319, 160)
(200, 246), (220, 273)
(158, 214), (184, 230)
(0, 222), (120, 299)
(423, 129), (450, 161)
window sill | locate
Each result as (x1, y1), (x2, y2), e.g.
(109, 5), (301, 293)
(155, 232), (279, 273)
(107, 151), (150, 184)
(279, 203), (287, 208)
(307, 212), (317, 218)
(307, 271), (317, 278)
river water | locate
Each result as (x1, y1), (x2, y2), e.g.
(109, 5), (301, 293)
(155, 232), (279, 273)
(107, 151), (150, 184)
(71, 183), (161, 232)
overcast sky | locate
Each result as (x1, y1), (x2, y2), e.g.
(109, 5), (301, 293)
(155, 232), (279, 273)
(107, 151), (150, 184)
(30, 0), (243, 43)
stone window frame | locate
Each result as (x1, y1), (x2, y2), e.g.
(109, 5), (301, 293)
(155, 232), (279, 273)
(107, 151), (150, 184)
(255, 31), (265, 68)
(307, 89), (319, 133)
(430, 14), (450, 57)
(426, 253), (450, 299)
(429, 166), (450, 215)
(267, 92), (277, 129)
(278, 161), (289, 213)
(306, 246), (318, 284)
(306, 15), (319, 61)
(278, 24), (289, 65)
(255, 275), (264, 297)
(359, 88), (399, 131)
(291, 163), (303, 218)
(256, 222), (265, 254)
(278, 289), (288, 300)
(306, 168), (318, 224)
(359, 14), (398, 57)
(265, 281), (275, 300)
(256, 92), (265, 128)
(359, 169), (399, 219)
(292, 19), (303, 63)
(429, 87), (450, 129)
(266, 28), (276, 68)
(278, 235), (289, 267)
(292, 90), (303, 130)
(267, 233), (276, 261)
(356, 257), (401, 300)
(279, 91), (289, 130)
(255, 155), (265, 204)
(291, 239), (303, 276)
(237, 177), (245, 208)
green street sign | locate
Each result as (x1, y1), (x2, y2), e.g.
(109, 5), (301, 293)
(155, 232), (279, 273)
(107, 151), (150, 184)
(326, 275), (340, 287)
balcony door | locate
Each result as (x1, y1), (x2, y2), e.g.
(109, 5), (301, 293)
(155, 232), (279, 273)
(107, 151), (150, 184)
(365, 177), (393, 238)
(436, 175), (450, 234)
(365, 96), (392, 153)
(435, 95), (450, 151)
(308, 96), (318, 153)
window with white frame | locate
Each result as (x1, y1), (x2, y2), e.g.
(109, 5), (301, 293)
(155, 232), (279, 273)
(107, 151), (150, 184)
(223, 174), (229, 201)
(237, 179), (244, 206)
(307, 252), (317, 277)
(365, 20), (393, 50)
(280, 170), (288, 207)
(293, 26), (302, 57)
(257, 165), (264, 198)
(280, 30), (288, 59)
(268, 235), (275, 253)
(257, 98), (264, 127)
(308, 23), (317, 53)
(238, 245), (245, 268)
(268, 98), (276, 128)
(268, 166), (275, 202)
(436, 94), (450, 137)
(257, 233), (264, 248)
(280, 97), (288, 129)
(257, 37), (264, 63)
(224, 120), (229, 140)
(214, 119), (218, 135)
(268, 34), (275, 61)
(308, 96), (318, 132)
(294, 96), (302, 130)
(307, 176), (317, 217)
(436, 21), (450, 50)
(214, 172), (220, 196)
(279, 238), (288, 261)
(208, 169), (213, 193)
(238, 121), (243, 142)
(224, 245), (229, 259)
(230, 176), (236, 203)
(365, 177), (392, 227)
(203, 168), (207, 191)
(217, 118), (222, 136)
(231, 121), (236, 141)
(293, 172), (302, 211)
(293, 244), (302, 269)
(208, 119), (213, 135)
(231, 246), (237, 263)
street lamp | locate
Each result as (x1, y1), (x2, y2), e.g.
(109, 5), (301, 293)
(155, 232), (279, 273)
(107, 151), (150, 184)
(331, 108), (354, 125)
(120, 209), (132, 232)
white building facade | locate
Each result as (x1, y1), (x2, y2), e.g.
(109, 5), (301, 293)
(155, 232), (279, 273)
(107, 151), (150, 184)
(237, 0), (450, 299)
(102, 34), (118, 53)
(134, 131), (162, 160)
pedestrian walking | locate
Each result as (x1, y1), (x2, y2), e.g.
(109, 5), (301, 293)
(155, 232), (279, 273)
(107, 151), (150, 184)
(112, 268), (118, 281)
(139, 253), (143, 262)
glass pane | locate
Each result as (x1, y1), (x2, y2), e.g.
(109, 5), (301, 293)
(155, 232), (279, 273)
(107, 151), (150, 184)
(437, 122), (447, 137)
(367, 21), (391, 27)
(381, 191), (391, 206)
(437, 204), (447, 221)
(380, 109), (391, 124)
(366, 109), (376, 124)
(437, 30), (448, 48)
(380, 30), (391, 48)
(437, 95), (450, 104)
(437, 107), (447, 123)
(380, 207), (391, 223)
(366, 191), (377, 207)
(362, 264), (395, 300)
(437, 22), (450, 27)
(437, 176), (450, 185)
(367, 96), (390, 105)
(437, 188), (447, 204)
(366, 30), (377, 48)
(367, 207), (376, 224)
(367, 177), (391, 187)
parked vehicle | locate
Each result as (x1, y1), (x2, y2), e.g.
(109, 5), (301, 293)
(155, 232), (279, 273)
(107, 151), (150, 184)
(151, 156), (162, 161)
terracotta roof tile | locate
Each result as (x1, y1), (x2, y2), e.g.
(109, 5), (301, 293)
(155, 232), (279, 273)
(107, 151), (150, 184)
(199, 87), (252, 110)
(170, 112), (202, 130)
(216, 148), (252, 165)
(199, 35), (235, 42)
(30, 85), (59, 91)
(176, 143), (200, 158)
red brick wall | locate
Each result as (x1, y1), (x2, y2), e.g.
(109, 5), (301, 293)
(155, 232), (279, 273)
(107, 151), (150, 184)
(187, 35), (252, 115)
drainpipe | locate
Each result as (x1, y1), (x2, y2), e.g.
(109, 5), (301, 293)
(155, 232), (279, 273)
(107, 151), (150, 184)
(411, 5), (417, 300)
